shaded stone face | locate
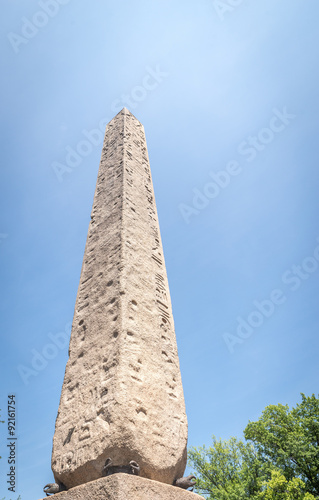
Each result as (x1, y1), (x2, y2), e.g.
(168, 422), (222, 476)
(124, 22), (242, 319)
(51, 109), (188, 489)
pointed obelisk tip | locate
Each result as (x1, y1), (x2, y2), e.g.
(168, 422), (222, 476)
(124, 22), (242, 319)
(117, 107), (131, 116)
(118, 107), (143, 125)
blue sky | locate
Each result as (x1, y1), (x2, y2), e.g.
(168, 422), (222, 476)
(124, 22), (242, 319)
(1, 1), (319, 498)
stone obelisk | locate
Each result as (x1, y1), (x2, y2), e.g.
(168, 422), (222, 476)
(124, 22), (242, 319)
(47, 109), (199, 499)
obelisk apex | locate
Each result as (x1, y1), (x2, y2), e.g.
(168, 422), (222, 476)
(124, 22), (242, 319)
(51, 108), (188, 490)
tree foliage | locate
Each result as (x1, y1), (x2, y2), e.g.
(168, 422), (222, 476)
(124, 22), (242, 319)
(188, 394), (318, 500)
(244, 393), (319, 497)
(188, 436), (268, 499)
(256, 471), (315, 500)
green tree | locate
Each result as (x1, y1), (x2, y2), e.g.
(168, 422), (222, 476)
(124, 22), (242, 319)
(244, 393), (319, 497)
(188, 436), (268, 499)
(189, 439), (315, 500)
(256, 470), (315, 500)
(188, 394), (319, 499)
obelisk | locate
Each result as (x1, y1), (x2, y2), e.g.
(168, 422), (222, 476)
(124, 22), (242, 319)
(50, 109), (191, 494)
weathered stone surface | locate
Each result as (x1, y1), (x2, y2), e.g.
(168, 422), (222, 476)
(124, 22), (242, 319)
(51, 108), (188, 489)
(39, 475), (204, 500)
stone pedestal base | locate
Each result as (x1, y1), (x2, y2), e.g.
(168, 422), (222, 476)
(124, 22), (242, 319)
(40, 474), (204, 500)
